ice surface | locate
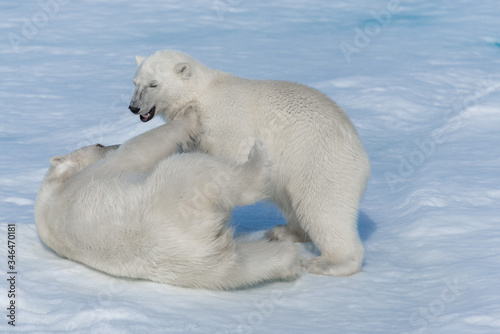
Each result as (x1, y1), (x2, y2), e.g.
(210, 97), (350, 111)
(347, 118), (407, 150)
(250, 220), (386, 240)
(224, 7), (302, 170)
(1, 0), (499, 333)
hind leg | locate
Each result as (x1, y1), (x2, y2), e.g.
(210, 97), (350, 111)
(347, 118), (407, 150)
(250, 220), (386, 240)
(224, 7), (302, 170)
(265, 192), (363, 276)
(273, 155), (367, 277)
(295, 189), (364, 276)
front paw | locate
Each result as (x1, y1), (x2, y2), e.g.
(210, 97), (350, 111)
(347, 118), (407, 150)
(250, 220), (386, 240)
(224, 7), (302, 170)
(302, 256), (361, 276)
(265, 225), (294, 241)
(265, 224), (310, 243)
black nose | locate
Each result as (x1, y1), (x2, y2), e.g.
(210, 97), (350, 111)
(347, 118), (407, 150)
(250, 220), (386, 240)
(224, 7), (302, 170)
(129, 105), (140, 114)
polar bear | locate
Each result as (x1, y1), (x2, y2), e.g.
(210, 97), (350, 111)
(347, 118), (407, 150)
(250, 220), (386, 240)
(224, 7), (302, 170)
(34, 111), (301, 290)
(129, 50), (370, 276)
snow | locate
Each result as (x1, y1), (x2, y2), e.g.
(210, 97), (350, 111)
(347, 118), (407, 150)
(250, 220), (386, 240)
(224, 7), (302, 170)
(1, 0), (499, 333)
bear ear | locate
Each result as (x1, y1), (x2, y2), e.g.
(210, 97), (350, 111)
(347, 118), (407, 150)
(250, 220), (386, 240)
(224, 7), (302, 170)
(50, 156), (66, 166)
(135, 55), (145, 67)
(174, 62), (191, 78)
(49, 157), (78, 180)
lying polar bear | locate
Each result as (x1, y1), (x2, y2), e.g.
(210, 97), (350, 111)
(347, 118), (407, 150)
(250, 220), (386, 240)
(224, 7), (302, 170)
(35, 110), (301, 289)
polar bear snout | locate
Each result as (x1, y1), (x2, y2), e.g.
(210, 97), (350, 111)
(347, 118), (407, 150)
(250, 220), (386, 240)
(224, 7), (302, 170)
(129, 105), (140, 114)
(129, 103), (156, 122)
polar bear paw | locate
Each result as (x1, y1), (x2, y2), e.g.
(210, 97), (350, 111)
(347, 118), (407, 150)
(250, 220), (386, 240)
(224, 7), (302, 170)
(269, 240), (303, 281)
(302, 256), (361, 277)
(265, 224), (292, 241)
(265, 224), (310, 243)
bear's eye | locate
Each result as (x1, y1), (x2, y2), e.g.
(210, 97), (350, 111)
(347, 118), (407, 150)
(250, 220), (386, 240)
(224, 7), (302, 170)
(149, 81), (158, 88)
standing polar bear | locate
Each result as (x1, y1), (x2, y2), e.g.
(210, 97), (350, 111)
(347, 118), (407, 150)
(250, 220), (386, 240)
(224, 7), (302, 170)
(35, 111), (302, 290)
(129, 50), (370, 276)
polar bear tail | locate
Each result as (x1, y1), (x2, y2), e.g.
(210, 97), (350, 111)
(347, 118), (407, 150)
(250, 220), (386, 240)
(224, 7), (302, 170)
(225, 238), (302, 288)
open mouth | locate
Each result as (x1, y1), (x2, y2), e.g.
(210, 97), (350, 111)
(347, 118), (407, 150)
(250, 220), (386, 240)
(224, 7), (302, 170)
(140, 106), (156, 123)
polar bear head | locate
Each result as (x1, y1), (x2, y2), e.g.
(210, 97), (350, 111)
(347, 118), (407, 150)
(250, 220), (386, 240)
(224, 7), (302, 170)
(129, 50), (212, 123)
(47, 144), (119, 182)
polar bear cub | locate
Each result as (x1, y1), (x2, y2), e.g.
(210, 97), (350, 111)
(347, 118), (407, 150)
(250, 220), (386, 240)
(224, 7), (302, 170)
(129, 50), (370, 276)
(35, 112), (301, 290)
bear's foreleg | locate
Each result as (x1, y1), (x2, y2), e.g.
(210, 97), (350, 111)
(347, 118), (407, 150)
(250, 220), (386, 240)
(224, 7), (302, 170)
(105, 116), (198, 173)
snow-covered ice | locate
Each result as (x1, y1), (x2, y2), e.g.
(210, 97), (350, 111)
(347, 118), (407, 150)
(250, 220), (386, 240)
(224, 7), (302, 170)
(1, 0), (499, 333)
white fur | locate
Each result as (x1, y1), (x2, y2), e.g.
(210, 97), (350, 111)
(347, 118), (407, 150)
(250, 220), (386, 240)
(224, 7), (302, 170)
(35, 113), (301, 290)
(131, 50), (370, 276)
